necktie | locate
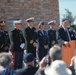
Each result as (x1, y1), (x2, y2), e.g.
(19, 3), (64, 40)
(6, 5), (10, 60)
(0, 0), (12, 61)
(65, 29), (71, 41)
(41, 31), (44, 35)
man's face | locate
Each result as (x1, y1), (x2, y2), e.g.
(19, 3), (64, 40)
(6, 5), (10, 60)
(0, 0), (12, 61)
(62, 21), (68, 28)
(28, 22), (34, 27)
(15, 23), (21, 29)
(49, 24), (56, 30)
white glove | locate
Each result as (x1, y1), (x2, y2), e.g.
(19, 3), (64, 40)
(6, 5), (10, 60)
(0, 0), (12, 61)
(20, 43), (26, 49)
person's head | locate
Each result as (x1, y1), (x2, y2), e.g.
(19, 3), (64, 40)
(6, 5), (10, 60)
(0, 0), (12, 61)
(48, 20), (56, 30)
(26, 17), (34, 28)
(0, 21), (5, 30)
(45, 60), (72, 75)
(62, 18), (69, 28)
(13, 20), (21, 30)
(0, 52), (13, 69)
(38, 21), (45, 30)
(49, 44), (62, 61)
(23, 53), (35, 67)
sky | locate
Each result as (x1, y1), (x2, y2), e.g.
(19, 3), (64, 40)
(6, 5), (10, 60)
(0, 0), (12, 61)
(59, 0), (76, 24)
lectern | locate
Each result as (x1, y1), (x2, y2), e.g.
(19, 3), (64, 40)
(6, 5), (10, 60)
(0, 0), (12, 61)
(62, 40), (76, 66)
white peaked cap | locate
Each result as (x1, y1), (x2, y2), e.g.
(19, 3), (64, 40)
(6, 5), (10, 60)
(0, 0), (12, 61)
(26, 17), (34, 22)
(48, 20), (56, 25)
(13, 20), (21, 24)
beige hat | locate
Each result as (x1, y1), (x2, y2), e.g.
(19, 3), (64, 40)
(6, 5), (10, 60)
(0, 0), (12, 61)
(45, 60), (72, 75)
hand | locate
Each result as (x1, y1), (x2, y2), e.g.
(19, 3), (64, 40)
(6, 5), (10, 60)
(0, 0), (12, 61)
(64, 41), (70, 47)
(33, 42), (37, 47)
(20, 43), (25, 49)
(39, 57), (47, 68)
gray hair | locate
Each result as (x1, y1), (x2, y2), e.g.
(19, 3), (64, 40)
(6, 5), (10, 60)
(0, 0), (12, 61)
(49, 44), (62, 61)
(0, 52), (12, 67)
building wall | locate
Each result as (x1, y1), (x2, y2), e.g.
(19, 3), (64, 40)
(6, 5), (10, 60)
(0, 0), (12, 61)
(0, 0), (60, 31)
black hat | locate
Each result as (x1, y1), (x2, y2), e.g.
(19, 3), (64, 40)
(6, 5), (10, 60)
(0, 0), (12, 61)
(26, 17), (34, 22)
(23, 53), (34, 62)
(39, 21), (44, 25)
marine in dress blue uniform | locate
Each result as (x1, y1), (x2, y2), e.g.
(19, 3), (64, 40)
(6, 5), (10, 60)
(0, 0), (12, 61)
(37, 21), (48, 61)
(11, 20), (25, 70)
(47, 20), (58, 49)
(25, 17), (37, 57)
(0, 21), (10, 52)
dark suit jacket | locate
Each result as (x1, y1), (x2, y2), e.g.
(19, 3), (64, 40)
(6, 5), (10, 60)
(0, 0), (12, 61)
(15, 65), (38, 75)
(57, 27), (76, 46)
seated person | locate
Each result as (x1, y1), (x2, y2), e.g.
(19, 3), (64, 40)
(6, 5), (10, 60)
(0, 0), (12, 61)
(0, 52), (15, 75)
(15, 53), (38, 75)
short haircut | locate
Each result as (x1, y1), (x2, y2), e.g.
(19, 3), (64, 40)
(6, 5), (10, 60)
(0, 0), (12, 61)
(0, 52), (12, 67)
(49, 44), (62, 61)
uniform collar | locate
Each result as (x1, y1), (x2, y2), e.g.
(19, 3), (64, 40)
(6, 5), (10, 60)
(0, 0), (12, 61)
(62, 25), (68, 30)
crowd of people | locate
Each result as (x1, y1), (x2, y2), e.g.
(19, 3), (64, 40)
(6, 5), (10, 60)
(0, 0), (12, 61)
(0, 17), (76, 75)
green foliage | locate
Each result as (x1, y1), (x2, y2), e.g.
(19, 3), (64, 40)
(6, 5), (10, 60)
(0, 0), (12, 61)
(63, 9), (76, 26)
(62, 9), (76, 32)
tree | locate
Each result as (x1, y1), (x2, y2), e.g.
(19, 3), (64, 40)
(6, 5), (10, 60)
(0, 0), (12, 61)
(63, 9), (76, 26)
(62, 9), (76, 32)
